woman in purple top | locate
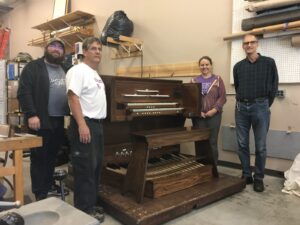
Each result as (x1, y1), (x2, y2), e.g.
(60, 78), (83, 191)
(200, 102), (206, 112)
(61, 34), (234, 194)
(191, 56), (227, 164)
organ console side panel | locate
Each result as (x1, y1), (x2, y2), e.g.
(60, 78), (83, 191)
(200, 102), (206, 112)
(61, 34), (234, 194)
(182, 83), (202, 118)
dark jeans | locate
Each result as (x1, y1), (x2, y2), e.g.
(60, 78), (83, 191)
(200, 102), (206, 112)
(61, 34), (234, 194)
(235, 99), (270, 180)
(192, 113), (222, 163)
(30, 117), (65, 199)
(68, 117), (104, 213)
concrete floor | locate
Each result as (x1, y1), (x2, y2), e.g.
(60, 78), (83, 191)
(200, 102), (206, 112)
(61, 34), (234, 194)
(2, 158), (299, 225)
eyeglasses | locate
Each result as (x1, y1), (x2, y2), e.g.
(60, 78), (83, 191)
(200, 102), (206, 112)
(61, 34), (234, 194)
(243, 41), (258, 46)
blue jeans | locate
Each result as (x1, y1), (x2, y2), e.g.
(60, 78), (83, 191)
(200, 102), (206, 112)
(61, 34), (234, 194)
(235, 99), (270, 180)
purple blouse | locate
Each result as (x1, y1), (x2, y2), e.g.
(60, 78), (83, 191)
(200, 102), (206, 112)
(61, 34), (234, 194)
(192, 74), (227, 113)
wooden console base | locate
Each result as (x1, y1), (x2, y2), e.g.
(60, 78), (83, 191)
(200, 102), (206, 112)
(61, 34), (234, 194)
(98, 174), (245, 225)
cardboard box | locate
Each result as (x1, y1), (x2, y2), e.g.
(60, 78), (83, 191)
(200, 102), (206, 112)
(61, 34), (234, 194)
(0, 124), (10, 137)
(8, 114), (24, 126)
(7, 98), (19, 112)
(7, 80), (19, 98)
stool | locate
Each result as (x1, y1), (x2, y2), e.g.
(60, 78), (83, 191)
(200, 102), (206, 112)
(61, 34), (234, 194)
(53, 169), (67, 201)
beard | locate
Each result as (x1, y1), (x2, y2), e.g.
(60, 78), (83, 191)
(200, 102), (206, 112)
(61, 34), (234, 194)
(44, 50), (64, 64)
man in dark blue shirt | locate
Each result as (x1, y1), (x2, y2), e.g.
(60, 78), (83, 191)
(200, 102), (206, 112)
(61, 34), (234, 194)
(233, 34), (278, 192)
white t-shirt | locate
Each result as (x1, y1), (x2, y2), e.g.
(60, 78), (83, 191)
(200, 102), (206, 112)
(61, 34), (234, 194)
(66, 63), (107, 119)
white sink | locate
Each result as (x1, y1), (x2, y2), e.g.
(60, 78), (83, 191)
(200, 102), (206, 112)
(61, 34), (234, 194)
(23, 211), (59, 225)
(0, 198), (99, 225)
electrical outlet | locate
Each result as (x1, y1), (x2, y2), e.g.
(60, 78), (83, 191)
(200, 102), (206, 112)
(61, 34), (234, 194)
(276, 90), (285, 98)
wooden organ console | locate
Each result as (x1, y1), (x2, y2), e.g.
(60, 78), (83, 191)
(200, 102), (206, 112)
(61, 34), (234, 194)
(96, 75), (245, 225)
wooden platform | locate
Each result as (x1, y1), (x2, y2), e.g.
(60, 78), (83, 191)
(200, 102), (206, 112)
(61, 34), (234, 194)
(98, 173), (245, 225)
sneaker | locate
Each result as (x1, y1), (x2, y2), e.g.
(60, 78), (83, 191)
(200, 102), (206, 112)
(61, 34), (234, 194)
(88, 209), (105, 223)
(241, 176), (253, 185)
(253, 179), (264, 192)
(48, 184), (69, 196)
(93, 206), (104, 214)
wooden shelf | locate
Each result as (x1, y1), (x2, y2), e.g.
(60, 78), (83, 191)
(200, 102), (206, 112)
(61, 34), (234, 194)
(28, 26), (94, 52)
(32, 10), (95, 31)
(107, 35), (143, 59)
(28, 10), (96, 53)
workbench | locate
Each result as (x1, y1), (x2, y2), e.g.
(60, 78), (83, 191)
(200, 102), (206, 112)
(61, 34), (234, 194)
(0, 135), (42, 204)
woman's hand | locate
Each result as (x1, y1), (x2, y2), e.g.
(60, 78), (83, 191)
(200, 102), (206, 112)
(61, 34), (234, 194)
(205, 108), (217, 117)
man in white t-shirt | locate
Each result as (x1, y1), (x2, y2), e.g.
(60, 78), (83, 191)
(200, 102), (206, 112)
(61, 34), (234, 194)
(66, 37), (106, 223)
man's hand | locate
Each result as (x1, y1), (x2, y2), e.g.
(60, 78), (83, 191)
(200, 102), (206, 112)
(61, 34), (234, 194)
(28, 116), (40, 130)
(78, 123), (91, 144)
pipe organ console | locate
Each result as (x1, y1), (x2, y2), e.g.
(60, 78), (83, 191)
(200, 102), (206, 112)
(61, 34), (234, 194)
(96, 75), (245, 225)
(103, 75), (201, 122)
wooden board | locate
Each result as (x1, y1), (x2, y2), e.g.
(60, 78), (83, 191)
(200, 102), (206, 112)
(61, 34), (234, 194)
(0, 135), (42, 151)
(0, 124), (10, 137)
(116, 61), (199, 78)
(32, 10), (95, 31)
(98, 174), (245, 225)
(132, 127), (210, 149)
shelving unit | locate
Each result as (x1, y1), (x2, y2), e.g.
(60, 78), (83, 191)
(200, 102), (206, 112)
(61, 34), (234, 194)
(105, 35), (144, 77)
(27, 10), (96, 53)
(6, 60), (27, 133)
(0, 60), (6, 124)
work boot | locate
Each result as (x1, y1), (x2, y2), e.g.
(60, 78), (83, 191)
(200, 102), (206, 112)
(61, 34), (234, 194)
(88, 209), (105, 223)
(241, 176), (253, 185)
(253, 179), (264, 192)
